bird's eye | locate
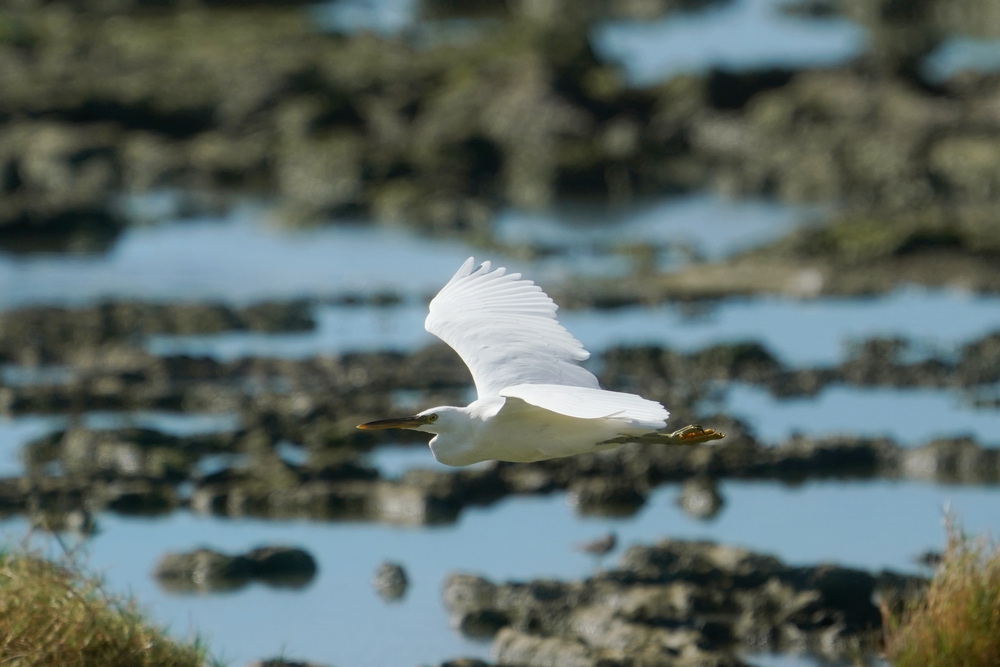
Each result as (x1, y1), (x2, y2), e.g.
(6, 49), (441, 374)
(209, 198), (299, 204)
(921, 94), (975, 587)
(427, 414), (438, 423)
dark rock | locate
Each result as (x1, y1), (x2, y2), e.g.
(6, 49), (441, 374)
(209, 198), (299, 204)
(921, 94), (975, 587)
(438, 658), (490, 667)
(191, 472), (464, 525)
(566, 477), (646, 517)
(958, 331), (1000, 384)
(618, 539), (784, 588)
(899, 437), (1000, 483)
(154, 544), (317, 593)
(0, 121), (125, 251)
(154, 547), (254, 593)
(244, 545), (318, 588)
(490, 629), (595, 667)
(248, 659), (326, 667)
(97, 480), (178, 516)
(454, 609), (509, 639)
(764, 436), (888, 480)
(448, 538), (913, 663)
(442, 574), (500, 616)
(498, 463), (559, 494)
(0, 478), (30, 516)
(22, 426), (218, 482)
(372, 561), (409, 601)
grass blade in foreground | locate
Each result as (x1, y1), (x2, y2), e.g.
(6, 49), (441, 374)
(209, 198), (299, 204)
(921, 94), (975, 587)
(882, 523), (1000, 666)
(0, 550), (214, 667)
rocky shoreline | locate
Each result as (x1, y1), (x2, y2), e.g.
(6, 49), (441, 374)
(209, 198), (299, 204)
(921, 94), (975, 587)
(2, 0), (999, 248)
(445, 538), (926, 667)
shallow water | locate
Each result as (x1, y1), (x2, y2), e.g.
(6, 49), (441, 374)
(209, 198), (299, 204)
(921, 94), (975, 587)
(146, 287), (1000, 368)
(313, 0), (865, 85)
(0, 209), (472, 309)
(924, 36), (1000, 82)
(593, 0), (865, 85)
(493, 195), (819, 264)
(0, 193), (809, 309)
(723, 384), (1000, 445)
(1, 476), (991, 666)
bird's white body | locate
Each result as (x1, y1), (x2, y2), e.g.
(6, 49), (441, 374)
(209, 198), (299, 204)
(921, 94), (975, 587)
(358, 258), (720, 466)
(425, 393), (664, 466)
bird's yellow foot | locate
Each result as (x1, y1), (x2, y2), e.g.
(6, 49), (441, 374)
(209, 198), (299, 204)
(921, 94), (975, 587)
(667, 424), (725, 445)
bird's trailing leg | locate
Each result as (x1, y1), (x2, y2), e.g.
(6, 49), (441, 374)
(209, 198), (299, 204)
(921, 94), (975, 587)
(599, 424), (725, 447)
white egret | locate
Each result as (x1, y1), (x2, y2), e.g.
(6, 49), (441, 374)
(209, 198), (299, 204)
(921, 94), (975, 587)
(358, 258), (724, 466)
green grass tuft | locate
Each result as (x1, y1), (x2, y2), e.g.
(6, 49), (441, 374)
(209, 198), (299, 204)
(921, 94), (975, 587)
(882, 523), (1000, 667)
(0, 548), (215, 666)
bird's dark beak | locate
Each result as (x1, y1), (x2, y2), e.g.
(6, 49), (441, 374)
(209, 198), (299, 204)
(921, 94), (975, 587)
(357, 415), (427, 430)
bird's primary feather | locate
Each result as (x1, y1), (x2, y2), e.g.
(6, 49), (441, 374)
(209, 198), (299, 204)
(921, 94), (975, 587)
(500, 383), (667, 427)
(425, 258), (600, 397)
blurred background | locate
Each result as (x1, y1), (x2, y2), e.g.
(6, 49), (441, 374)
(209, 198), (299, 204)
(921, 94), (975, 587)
(1, 0), (1000, 665)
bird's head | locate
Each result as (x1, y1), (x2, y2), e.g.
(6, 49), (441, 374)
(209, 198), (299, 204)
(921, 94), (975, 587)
(358, 405), (483, 466)
(357, 406), (466, 434)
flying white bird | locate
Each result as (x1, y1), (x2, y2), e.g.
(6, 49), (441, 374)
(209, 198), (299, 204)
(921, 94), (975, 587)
(357, 258), (724, 466)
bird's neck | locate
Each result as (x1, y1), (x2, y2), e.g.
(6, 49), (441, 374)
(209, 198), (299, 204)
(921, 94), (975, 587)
(426, 401), (498, 467)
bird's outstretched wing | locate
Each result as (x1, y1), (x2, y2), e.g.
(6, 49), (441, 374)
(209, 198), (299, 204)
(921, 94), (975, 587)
(501, 384), (668, 427)
(425, 258), (600, 398)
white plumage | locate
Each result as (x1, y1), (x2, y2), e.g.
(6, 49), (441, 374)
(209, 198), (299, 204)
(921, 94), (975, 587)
(425, 257), (599, 395)
(358, 257), (723, 466)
